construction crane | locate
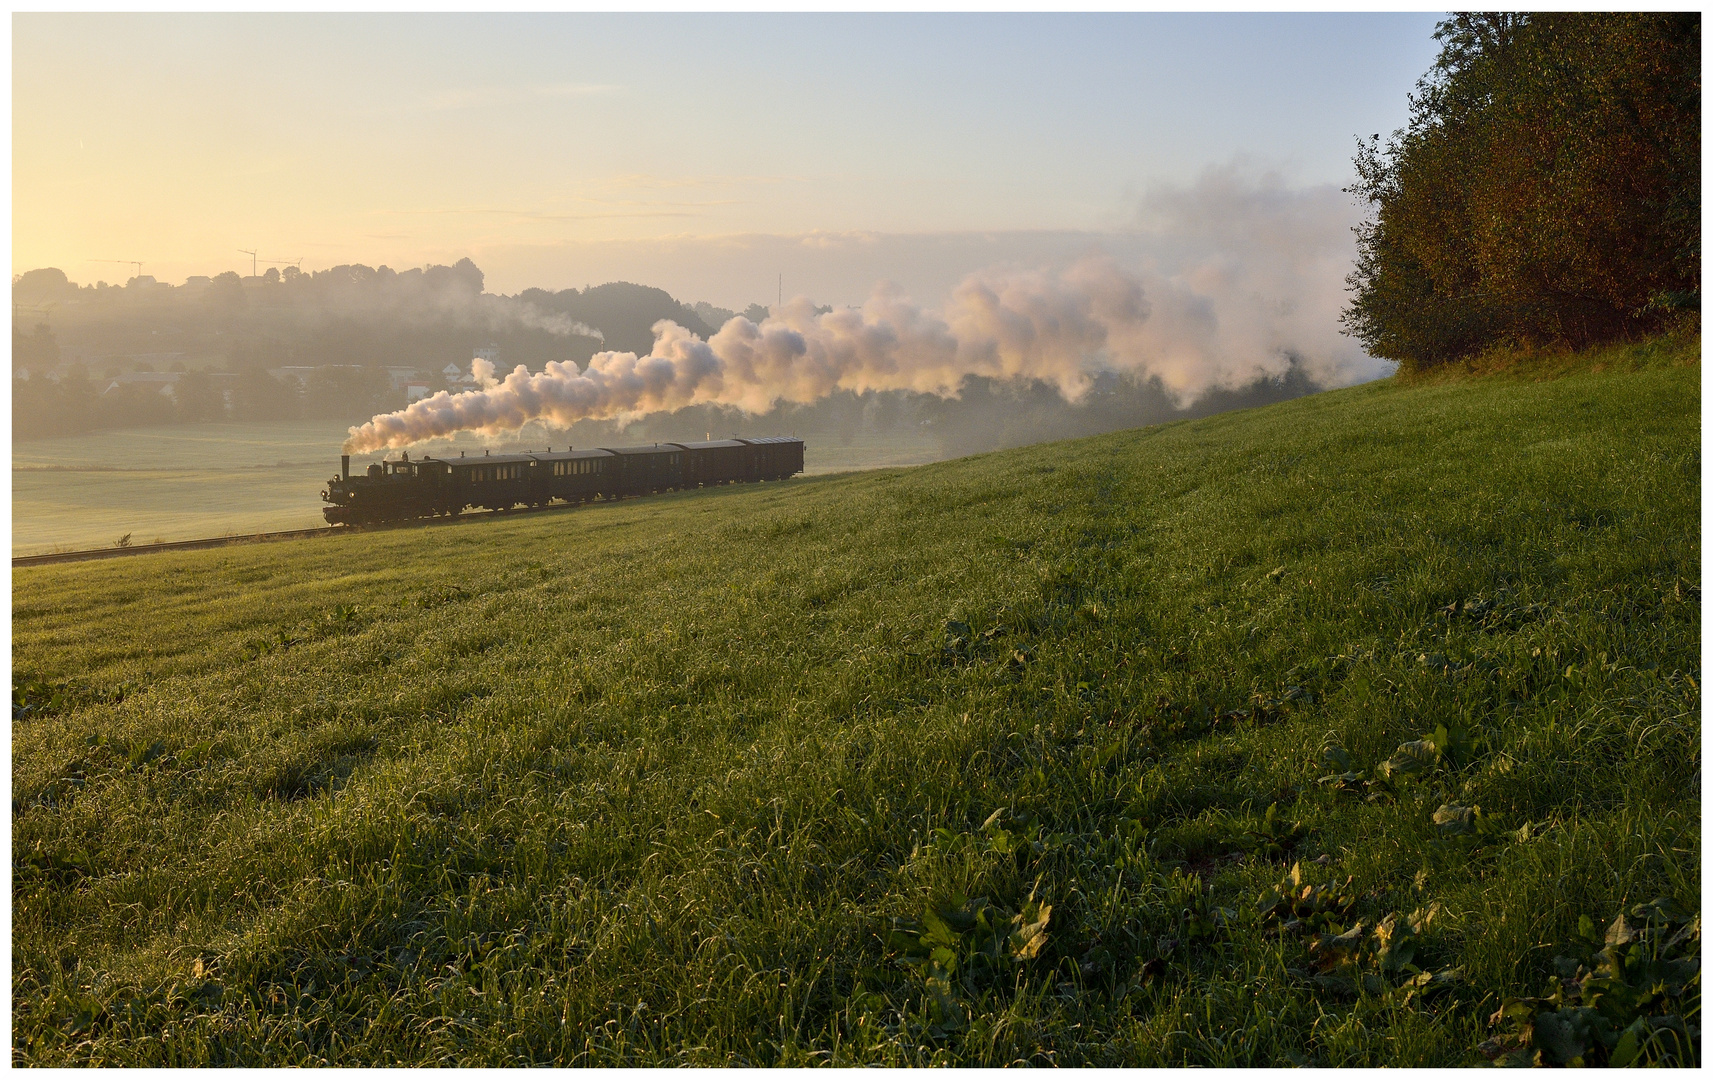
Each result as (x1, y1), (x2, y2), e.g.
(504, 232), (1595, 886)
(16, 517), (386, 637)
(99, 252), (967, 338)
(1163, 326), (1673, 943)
(238, 249), (257, 277)
(259, 257), (304, 274)
(90, 258), (144, 281)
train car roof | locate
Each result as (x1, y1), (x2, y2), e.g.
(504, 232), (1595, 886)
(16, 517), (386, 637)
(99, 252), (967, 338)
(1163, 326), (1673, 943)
(739, 436), (804, 445)
(522, 448), (617, 461)
(667, 440), (748, 450)
(414, 449), (616, 466)
(417, 453), (538, 466)
(599, 444), (684, 456)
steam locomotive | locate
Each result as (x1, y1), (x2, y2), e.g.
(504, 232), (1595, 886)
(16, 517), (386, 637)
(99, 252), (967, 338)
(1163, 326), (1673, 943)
(322, 437), (805, 525)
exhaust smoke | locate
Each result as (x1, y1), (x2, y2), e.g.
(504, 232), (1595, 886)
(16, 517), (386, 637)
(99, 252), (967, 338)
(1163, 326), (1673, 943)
(344, 247), (1353, 454)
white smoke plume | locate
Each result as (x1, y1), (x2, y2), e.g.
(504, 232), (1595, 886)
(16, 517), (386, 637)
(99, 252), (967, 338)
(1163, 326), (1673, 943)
(345, 168), (1383, 454)
(483, 298), (603, 342)
(348, 255), (1143, 452)
(1123, 164), (1381, 395)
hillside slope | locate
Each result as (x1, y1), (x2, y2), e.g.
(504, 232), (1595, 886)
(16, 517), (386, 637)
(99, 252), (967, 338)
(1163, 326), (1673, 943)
(12, 340), (1700, 1065)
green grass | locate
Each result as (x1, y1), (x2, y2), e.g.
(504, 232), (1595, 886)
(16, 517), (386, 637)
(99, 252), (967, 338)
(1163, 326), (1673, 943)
(12, 340), (1700, 1065)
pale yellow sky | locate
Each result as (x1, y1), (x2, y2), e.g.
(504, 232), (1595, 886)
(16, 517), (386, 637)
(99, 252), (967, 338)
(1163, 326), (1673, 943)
(13, 13), (1441, 305)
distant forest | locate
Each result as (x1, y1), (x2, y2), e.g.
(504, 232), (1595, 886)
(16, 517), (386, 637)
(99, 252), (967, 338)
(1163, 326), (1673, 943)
(11, 261), (724, 440)
(11, 258), (1316, 452)
(1343, 12), (1700, 369)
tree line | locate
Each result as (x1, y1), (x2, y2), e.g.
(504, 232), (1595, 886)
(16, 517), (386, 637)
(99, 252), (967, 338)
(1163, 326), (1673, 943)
(9, 262), (740, 441)
(1342, 13), (1700, 370)
(10, 328), (403, 440)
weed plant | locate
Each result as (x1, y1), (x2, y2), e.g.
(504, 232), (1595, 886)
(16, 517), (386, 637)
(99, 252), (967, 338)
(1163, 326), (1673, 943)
(12, 338), (1699, 1065)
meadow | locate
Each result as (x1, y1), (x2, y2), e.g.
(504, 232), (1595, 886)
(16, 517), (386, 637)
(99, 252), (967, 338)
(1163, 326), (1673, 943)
(11, 421), (939, 555)
(11, 334), (1700, 1065)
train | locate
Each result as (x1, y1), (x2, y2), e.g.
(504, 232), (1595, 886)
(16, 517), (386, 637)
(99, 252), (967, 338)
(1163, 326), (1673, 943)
(322, 437), (805, 525)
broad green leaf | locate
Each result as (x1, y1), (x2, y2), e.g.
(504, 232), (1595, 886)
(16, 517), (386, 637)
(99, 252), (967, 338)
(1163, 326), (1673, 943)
(1009, 903), (1052, 961)
(1379, 740), (1439, 780)
(1431, 803), (1479, 837)
(1605, 912), (1638, 948)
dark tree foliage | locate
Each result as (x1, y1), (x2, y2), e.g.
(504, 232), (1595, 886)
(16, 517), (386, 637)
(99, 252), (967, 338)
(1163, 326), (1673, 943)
(1343, 13), (1700, 370)
(517, 282), (715, 355)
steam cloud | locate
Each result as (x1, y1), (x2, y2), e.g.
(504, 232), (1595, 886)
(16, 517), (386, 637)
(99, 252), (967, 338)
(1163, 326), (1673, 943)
(346, 170), (1383, 454)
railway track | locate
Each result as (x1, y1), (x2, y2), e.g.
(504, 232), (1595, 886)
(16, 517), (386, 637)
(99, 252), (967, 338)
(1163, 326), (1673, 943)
(11, 496), (612, 568)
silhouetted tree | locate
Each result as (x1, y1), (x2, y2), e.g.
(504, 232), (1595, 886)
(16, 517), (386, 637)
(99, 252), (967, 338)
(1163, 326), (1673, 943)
(174, 371), (225, 421)
(12, 323), (60, 370)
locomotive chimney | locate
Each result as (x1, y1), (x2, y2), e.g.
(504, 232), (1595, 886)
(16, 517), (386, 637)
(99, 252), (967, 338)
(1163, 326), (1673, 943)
(341, 454), (350, 480)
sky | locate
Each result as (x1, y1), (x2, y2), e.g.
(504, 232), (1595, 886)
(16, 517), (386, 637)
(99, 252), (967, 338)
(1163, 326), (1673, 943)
(14, 13), (1445, 311)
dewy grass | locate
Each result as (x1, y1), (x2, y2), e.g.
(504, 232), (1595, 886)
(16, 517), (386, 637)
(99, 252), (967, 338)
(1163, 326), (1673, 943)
(11, 349), (1700, 1065)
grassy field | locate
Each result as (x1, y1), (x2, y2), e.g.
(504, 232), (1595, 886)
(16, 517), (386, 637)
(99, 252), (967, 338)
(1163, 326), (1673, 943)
(12, 335), (1700, 1065)
(11, 421), (941, 556)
